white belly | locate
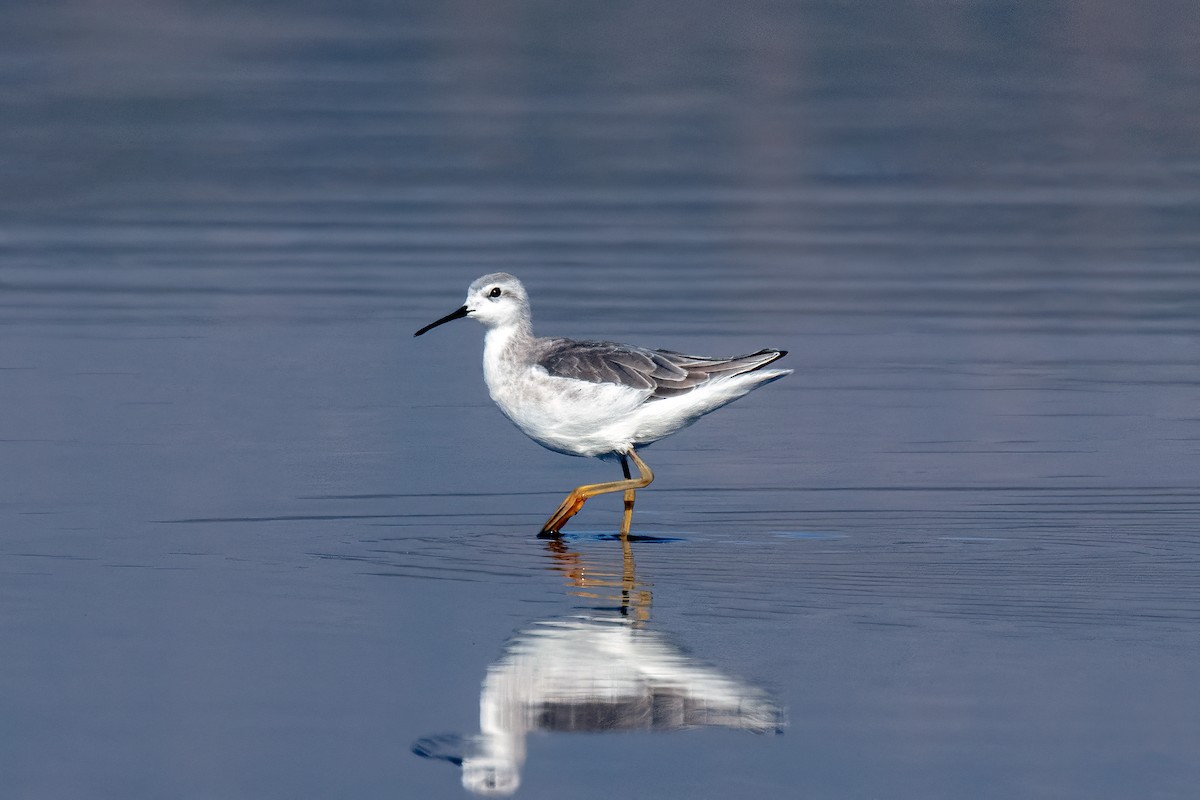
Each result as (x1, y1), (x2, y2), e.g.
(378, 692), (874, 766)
(486, 362), (648, 457)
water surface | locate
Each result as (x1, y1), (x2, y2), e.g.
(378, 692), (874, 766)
(2, 2), (1199, 798)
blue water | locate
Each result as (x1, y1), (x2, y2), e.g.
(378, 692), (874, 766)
(2, 2), (1199, 798)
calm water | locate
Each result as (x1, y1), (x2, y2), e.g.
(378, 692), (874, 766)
(3, 2), (1200, 798)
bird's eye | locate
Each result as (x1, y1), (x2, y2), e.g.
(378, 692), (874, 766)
(489, 287), (502, 298)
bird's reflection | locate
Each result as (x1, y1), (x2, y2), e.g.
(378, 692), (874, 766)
(414, 536), (783, 796)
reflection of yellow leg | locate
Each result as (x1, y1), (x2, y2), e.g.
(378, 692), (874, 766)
(540, 450), (653, 536)
(543, 534), (652, 622)
(620, 532), (652, 623)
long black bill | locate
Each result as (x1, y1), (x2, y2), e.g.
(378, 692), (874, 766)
(414, 305), (470, 337)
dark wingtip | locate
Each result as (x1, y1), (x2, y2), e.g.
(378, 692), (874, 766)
(761, 348), (787, 364)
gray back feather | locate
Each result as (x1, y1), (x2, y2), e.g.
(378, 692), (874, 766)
(537, 339), (786, 400)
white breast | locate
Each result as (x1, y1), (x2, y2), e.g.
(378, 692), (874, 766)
(482, 327), (648, 457)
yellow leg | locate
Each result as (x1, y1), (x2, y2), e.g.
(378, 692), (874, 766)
(540, 450), (654, 536)
(620, 488), (636, 537)
(620, 454), (636, 537)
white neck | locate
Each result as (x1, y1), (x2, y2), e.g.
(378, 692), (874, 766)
(483, 320), (533, 391)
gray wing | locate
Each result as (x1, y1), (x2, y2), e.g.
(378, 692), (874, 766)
(537, 339), (786, 400)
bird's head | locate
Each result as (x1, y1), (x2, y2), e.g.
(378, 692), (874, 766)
(414, 273), (530, 336)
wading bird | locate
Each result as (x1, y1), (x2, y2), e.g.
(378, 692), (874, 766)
(414, 273), (789, 535)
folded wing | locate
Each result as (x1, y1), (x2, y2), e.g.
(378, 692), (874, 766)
(537, 339), (787, 400)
